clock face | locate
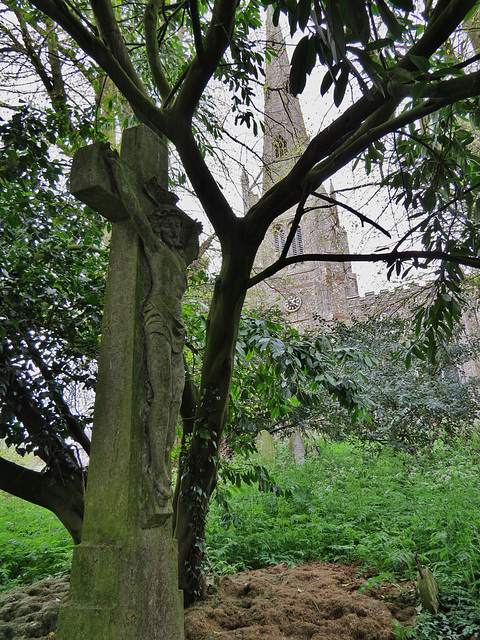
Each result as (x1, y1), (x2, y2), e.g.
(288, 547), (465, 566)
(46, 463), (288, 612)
(285, 294), (302, 313)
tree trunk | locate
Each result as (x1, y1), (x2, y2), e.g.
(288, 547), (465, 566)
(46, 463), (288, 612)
(174, 247), (253, 605)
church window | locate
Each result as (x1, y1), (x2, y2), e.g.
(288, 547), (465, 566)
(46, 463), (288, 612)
(290, 226), (304, 256)
(286, 224), (304, 258)
(273, 225), (285, 254)
(273, 224), (304, 258)
(274, 134), (287, 158)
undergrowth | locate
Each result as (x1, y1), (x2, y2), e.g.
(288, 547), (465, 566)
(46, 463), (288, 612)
(206, 437), (480, 637)
(0, 493), (73, 592)
(3, 437), (480, 637)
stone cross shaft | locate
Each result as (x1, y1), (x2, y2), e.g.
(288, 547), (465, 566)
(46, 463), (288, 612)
(56, 125), (187, 640)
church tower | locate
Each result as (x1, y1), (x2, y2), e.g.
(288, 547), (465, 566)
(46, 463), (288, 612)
(262, 17), (309, 191)
(245, 13), (358, 329)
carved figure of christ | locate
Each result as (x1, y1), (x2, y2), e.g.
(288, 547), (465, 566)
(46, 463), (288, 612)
(102, 145), (201, 525)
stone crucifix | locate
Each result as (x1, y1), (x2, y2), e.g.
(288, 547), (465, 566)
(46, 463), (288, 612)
(74, 125), (200, 527)
(56, 125), (199, 640)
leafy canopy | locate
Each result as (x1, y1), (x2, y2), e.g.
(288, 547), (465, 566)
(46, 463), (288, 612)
(0, 109), (107, 467)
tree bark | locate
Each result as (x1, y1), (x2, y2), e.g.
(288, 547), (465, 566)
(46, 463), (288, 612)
(174, 243), (255, 605)
(0, 357), (87, 543)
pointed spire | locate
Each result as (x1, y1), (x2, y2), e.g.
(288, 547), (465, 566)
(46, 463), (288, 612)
(241, 168), (251, 213)
(265, 9), (291, 94)
(263, 8), (309, 192)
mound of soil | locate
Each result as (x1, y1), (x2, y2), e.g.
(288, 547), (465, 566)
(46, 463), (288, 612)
(185, 562), (416, 639)
(0, 562), (416, 639)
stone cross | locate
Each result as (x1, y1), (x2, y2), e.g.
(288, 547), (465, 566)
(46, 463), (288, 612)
(56, 125), (198, 640)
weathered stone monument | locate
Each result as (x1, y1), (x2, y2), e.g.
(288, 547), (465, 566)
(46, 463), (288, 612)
(56, 125), (200, 640)
(255, 429), (275, 461)
(289, 431), (306, 465)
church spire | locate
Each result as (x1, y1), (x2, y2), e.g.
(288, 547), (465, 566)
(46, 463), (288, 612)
(263, 10), (309, 192)
(247, 9), (359, 327)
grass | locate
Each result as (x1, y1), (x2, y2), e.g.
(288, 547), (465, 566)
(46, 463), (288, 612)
(0, 492), (73, 592)
(207, 440), (480, 589)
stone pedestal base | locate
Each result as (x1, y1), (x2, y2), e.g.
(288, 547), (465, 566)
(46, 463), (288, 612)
(57, 534), (183, 639)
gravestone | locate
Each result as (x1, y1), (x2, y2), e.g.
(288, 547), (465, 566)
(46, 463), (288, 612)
(289, 431), (305, 465)
(256, 430), (275, 461)
(56, 125), (199, 640)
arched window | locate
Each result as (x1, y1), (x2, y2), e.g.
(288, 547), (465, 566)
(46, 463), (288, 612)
(274, 134), (287, 158)
(273, 225), (285, 254)
(290, 226), (304, 257)
(273, 224), (304, 259)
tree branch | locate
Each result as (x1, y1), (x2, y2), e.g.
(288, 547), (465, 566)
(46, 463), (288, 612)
(403, 0), (478, 72)
(172, 124), (239, 241)
(46, 19), (67, 100)
(24, 338), (91, 455)
(90, 0), (144, 92)
(306, 85), (480, 193)
(173, 0), (237, 119)
(279, 190), (308, 262)
(392, 181), (480, 252)
(12, 7), (54, 94)
(2, 363), (83, 472)
(399, 68), (480, 102)
(312, 191), (391, 238)
(28, 0), (168, 132)
(188, 0), (204, 62)
(144, 0), (172, 100)
(247, 250), (480, 289)
(0, 455), (84, 543)
(244, 0), (477, 239)
(244, 94), (398, 239)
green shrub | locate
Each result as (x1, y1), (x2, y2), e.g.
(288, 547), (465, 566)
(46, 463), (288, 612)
(414, 587), (480, 639)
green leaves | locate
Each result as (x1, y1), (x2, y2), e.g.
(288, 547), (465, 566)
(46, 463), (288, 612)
(408, 274), (465, 367)
(0, 108), (107, 468)
(376, 0), (403, 39)
(409, 54), (431, 73)
(359, 93), (480, 315)
(228, 311), (371, 445)
(273, 0), (416, 104)
(290, 35), (317, 96)
(333, 63), (349, 106)
(334, 312), (480, 452)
